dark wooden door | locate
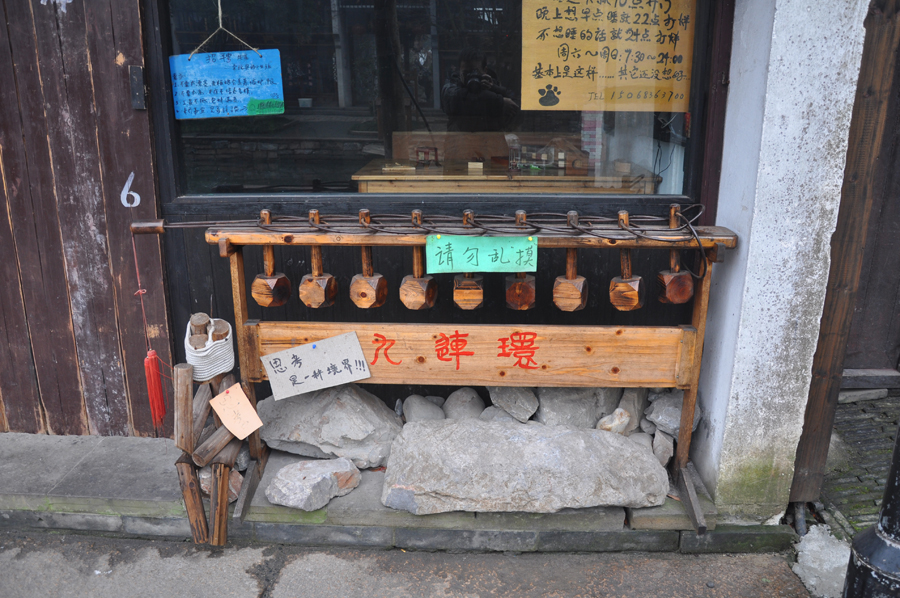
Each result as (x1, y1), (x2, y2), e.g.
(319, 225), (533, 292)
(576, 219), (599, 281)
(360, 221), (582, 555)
(0, 0), (172, 436)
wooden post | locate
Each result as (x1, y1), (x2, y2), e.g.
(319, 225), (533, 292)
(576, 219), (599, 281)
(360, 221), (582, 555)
(191, 383), (212, 446)
(790, 1), (900, 503)
(229, 247), (264, 460)
(173, 363), (194, 453)
(175, 452), (208, 544)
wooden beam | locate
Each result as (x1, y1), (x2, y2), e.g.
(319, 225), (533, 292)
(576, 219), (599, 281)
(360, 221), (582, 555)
(677, 466), (708, 535)
(174, 364), (194, 453)
(252, 322), (695, 388)
(206, 226), (738, 250)
(191, 383), (213, 446)
(192, 426), (235, 468)
(233, 445), (270, 524)
(790, 0), (900, 502)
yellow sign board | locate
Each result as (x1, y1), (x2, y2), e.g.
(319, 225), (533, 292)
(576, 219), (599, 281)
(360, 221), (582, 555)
(522, 0), (695, 112)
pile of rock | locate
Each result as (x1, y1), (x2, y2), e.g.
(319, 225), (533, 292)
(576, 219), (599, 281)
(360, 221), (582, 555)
(257, 383), (699, 514)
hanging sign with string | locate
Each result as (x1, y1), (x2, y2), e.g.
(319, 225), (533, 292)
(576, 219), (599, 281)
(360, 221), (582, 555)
(170, 50), (284, 119)
(169, 0), (283, 119)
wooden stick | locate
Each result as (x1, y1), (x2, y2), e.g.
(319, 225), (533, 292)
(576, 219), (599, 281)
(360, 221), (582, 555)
(209, 463), (231, 546)
(565, 248), (577, 280)
(619, 212), (633, 280)
(260, 209), (275, 277)
(191, 383), (213, 446)
(192, 425), (235, 467)
(310, 210), (323, 277)
(677, 467), (707, 535)
(211, 320), (229, 341)
(233, 445), (270, 524)
(175, 452), (209, 544)
(668, 205), (681, 273)
(174, 364), (194, 453)
(211, 438), (242, 467)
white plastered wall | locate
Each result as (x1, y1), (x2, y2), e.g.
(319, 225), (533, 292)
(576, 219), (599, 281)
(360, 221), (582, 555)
(692, 0), (868, 520)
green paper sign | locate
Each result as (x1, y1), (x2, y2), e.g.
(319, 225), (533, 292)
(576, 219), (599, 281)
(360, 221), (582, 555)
(426, 235), (538, 274)
(247, 99), (285, 116)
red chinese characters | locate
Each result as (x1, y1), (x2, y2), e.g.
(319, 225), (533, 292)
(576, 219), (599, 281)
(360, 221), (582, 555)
(497, 331), (541, 369)
(435, 330), (474, 370)
(371, 333), (402, 365)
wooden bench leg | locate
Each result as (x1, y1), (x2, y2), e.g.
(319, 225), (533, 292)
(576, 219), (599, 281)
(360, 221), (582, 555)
(175, 453), (208, 544)
(233, 445), (270, 524)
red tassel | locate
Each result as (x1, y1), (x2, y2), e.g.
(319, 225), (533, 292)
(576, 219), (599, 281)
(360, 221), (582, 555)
(144, 350), (166, 429)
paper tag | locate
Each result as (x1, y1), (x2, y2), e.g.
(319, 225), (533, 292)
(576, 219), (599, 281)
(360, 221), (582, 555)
(426, 235), (538, 274)
(262, 331), (371, 400)
(209, 384), (264, 440)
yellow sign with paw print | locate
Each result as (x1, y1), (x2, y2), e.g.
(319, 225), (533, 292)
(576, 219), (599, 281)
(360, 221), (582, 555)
(521, 0), (695, 112)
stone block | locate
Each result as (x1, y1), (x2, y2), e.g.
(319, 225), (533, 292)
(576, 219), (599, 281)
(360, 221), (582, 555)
(536, 530), (679, 552)
(628, 496), (718, 531)
(395, 528), (537, 552)
(326, 470), (475, 529)
(678, 525), (797, 553)
(472, 506), (625, 532)
(837, 389), (889, 404)
(254, 523), (394, 548)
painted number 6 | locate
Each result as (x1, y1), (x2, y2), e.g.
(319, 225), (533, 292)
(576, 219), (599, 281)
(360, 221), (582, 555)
(120, 172), (141, 208)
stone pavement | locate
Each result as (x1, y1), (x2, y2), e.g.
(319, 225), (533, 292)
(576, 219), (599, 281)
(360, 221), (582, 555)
(0, 529), (811, 598)
(820, 391), (900, 538)
(0, 432), (799, 554)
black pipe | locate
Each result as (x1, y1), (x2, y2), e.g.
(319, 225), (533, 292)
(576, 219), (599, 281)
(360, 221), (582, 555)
(842, 421), (900, 596)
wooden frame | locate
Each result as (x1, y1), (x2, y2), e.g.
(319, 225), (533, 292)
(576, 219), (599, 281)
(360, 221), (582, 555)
(207, 219), (736, 534)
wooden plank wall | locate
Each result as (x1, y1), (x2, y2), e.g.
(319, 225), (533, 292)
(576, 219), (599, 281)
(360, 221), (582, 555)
(0, 0), (172, 436)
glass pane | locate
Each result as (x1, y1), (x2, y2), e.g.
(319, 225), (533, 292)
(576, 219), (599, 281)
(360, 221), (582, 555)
(169, 0), (696, 196)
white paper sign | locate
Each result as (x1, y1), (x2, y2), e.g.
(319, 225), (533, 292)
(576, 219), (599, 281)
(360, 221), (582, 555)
(261, 332), (371, 400)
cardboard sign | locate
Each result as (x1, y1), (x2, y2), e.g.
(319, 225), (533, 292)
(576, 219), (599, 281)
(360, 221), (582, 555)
(425, 235), (538, 274)
(209, 384), (263, 440)
(169, 49), (284, 119)
(521, 0), (695, 112)
(261, 332), (371, 400)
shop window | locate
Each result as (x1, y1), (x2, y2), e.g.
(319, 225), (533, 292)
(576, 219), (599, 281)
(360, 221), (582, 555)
(166, 0), (705, 197)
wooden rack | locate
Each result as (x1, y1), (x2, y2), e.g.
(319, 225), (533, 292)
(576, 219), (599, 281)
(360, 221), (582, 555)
(200, 211), (736, 535)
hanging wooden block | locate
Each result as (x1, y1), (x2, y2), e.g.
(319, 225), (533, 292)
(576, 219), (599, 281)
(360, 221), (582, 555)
(400, 210), (437, 310)
(350, 209), (387, 308)
(609, 211), (644, 311)
(506, 211), (535, 310)
(453, 211), (483, 310)
(298, 210), (337, 308)
(658, 204), (694, 305)
(250, 210), (291, 307)
(553, 211), (588, 311)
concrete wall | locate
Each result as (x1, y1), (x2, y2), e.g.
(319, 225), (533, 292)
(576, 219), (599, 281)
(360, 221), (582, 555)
(692, 0), (868, 521)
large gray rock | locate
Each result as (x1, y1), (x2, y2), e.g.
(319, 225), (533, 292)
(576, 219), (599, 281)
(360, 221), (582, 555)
(618, 388), (650, 435)
(425, 395), (445, 408)
(402, 395), (445, 422)
(479, 406), (517, 423)
(534, 387), (600, 428)
(442, 387), (485, 419)
(257, 384), (403, 469)
(487, 387), (538, 422)
(265, 458), (360, 511)
(644, 391), (700, 437)
(382, 420), (668, 514)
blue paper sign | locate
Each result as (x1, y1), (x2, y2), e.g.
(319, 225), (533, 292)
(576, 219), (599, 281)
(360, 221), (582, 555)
(426, 235), (538, 274)
(169, 49), (284, 120)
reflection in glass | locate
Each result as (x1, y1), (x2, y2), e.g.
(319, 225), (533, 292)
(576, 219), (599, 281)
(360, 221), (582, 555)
(169, 0), (693, 196)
